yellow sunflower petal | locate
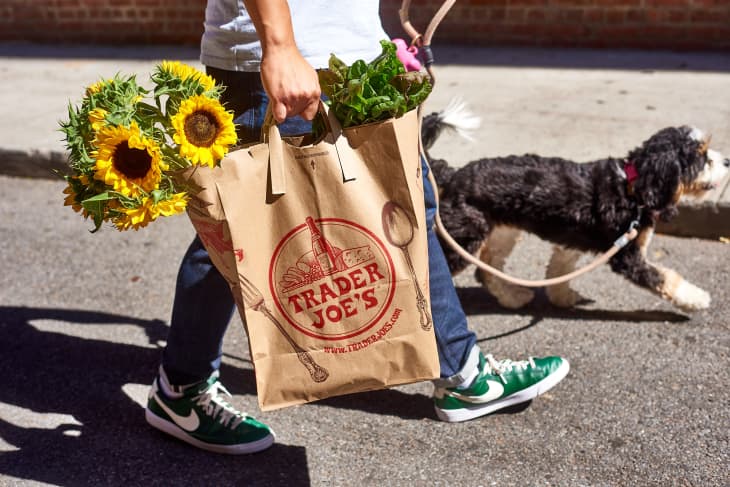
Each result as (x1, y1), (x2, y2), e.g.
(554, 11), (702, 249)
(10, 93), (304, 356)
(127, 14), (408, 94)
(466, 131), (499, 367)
(88, 108), (108, 132)
(156, 192), (188, 217)
(85, 79), (113, 97)
(115, 197), (158, 231)
(62, 183), (86, 215)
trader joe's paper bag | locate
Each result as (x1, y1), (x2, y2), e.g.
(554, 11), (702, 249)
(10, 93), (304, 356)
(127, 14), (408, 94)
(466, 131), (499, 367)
(183, 107), (438, 410)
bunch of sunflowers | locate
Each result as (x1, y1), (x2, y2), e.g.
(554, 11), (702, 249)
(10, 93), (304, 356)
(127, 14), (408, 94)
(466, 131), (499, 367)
(60, 61), (237, 231)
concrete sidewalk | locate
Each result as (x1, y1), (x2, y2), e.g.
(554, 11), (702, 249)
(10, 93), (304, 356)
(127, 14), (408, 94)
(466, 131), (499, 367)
(1, 42), (729, 238)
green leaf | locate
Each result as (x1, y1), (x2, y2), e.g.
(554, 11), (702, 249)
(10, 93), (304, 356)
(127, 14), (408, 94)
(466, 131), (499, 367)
(317, 70), (343, 98)
(348, 60), (367, 80)
(328, 54), (349, 79)
(81, 192), (113, 233)
(151, 189), (164, 204)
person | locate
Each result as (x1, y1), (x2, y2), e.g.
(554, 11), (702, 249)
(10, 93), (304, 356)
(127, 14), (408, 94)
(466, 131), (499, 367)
(145, 0), (570, 455)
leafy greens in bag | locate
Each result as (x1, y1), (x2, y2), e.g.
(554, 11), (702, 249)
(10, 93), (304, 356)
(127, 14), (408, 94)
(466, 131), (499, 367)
(318, 40), (432, 128)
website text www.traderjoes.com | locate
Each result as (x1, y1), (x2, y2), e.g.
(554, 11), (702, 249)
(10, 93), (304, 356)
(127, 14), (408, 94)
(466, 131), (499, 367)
(323, 308), (402, 354)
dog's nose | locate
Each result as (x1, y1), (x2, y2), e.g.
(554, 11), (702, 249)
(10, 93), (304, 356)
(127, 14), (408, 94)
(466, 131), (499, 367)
(724, 158), (730, 167)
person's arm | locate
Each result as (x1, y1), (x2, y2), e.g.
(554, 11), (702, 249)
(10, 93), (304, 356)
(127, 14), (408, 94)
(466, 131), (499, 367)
(242, 0), (321, 122)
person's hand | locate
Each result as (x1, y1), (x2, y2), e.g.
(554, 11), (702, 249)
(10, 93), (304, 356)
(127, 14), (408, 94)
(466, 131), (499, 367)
(260, 45), (321, 123)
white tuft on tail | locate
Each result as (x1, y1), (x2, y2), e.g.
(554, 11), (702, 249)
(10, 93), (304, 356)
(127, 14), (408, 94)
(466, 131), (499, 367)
(439, 97), (481, 141)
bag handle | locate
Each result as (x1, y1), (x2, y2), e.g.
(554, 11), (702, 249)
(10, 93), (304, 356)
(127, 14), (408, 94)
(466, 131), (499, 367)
(265, 102), (357, 196)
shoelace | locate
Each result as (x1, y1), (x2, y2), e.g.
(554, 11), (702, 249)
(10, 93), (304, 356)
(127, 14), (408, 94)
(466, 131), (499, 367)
(193, 381), (248, 430)
(484, 354), (536, 385)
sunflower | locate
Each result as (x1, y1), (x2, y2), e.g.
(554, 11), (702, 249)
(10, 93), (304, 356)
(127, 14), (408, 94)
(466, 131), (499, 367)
(171, 95), (236, 168)
(159, 61), (216, 92)
(114, 192), (187, 231)
(93, 122), (167, 197)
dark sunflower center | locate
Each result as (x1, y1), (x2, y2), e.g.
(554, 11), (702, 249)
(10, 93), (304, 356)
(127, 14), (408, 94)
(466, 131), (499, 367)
(184, 110), (219, 147)
(113, 141), (152, 179)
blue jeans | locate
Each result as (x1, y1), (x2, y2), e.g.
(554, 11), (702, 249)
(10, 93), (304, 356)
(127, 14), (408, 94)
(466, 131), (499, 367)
(162, 70), (478, 388)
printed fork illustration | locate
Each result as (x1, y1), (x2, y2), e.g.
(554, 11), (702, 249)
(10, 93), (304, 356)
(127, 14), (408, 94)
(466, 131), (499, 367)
(239, 273), (329, 383)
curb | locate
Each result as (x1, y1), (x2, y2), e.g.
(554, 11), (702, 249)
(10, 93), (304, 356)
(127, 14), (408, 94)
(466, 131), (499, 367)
(657, 204), (730, 240)
(656, 172), (730, 240)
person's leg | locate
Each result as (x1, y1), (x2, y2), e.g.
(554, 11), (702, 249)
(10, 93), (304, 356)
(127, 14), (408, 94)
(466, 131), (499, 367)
(422, 156), (570, 422)
(161, 235), (236, 384)
(421, 158), (481, 385)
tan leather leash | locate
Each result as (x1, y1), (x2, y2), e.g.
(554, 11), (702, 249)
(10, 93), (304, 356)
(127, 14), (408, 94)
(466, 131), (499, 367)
(432, 203), (640, 287)
(401, 0), (640, 287)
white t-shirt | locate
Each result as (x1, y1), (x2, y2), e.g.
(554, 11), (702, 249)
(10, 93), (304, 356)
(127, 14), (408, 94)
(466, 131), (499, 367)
(201, 0), (389, 71)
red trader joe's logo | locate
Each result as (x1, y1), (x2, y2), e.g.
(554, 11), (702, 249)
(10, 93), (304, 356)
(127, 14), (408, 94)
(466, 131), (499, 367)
(269, 217), (396, 341)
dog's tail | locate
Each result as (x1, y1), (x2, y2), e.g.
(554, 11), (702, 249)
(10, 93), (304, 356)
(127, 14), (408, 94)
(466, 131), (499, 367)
(421, 98), (480, 188)
(421, 98), (481, 151)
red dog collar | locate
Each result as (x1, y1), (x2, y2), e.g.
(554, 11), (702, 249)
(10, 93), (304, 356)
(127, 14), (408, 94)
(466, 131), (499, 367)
(624, 160), (638, 194)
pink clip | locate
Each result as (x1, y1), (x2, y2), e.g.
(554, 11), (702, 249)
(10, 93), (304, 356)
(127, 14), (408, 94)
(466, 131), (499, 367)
(392, 38), (422, 72)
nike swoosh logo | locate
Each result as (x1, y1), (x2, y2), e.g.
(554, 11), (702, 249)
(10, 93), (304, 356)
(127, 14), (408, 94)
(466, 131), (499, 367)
(448, 380), (505, 404)
(153, 389), (201, 432)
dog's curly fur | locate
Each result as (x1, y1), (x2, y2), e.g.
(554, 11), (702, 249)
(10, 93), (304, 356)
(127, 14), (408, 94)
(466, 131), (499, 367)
(423, 110), (729, 311)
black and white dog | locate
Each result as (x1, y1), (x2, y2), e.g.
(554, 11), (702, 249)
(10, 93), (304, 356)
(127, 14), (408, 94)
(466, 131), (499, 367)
(423, 104), (729, 312)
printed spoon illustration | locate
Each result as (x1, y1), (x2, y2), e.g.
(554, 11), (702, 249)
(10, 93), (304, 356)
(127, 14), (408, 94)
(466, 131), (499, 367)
(381, 201), (433, 331)
(239, 273), (329, 383)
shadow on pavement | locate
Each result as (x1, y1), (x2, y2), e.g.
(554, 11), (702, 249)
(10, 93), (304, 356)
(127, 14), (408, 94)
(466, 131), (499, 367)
(317, 387), (435, 421)
(456, 286), (689, 343)
(0, 306), (310, 486)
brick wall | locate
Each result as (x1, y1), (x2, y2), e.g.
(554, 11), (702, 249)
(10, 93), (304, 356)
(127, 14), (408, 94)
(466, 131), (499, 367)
(0, 0), (206, 45)
(1, 0), (728, 50)
(381, 0), (730, 50)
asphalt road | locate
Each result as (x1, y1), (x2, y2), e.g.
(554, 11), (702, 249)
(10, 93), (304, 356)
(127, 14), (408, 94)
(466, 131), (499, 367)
(1, 44), (729, 486)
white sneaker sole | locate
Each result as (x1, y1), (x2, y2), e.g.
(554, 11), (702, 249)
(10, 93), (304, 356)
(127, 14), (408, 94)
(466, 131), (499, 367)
(145, 408), (275, 454)
(434, 359), (570, 423)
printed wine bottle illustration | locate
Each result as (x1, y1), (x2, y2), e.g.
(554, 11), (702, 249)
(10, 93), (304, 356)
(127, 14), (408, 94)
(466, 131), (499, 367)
(306, 216), (340, 275)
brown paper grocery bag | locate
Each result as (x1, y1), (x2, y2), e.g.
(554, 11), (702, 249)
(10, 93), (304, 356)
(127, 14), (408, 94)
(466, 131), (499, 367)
(183, 106), (438, 411)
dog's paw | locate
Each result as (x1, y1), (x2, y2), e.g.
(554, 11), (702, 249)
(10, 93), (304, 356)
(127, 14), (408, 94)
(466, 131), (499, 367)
(671, 280), (711, 311)
(545, 286), (584, 308)
(493, 285), (535, 309)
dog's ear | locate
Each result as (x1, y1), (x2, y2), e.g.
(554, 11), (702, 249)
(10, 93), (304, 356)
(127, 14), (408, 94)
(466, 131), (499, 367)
(698, 134), (712, 154)
(633, 151), (682, 210)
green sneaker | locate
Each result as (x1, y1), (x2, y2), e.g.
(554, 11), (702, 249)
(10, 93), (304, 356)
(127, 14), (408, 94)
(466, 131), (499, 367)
(434, 353), (569, 422)
(145, 368), (274, 454)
